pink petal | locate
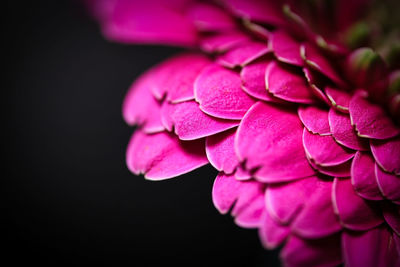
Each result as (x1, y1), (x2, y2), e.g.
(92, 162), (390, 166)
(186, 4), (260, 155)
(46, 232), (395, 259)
(332, 178), (383, 231)
(234, 191), (265, 228)
(234, 165), (252, 181)
(298, 106), (331, 136)
(325, 86), (351, 113)
(187, 3), (236, 32)
(329, 108), (369, 151)
(243, 21), (270, 40)
(236, 102), (315, 182)
(162, 101), (239, 140)
(291, 179), (342, 239)
(126, 130), (208, 180)
(240, 60), (284, 102)
(342, 226), (400, 267)
(371, 136), (400, 175)
(271, 30), (303, 66)
(212, 172), (242, 214)
(101, 0), (198, 46)
(302, 67), (331, 105)
(375, 164), (400, 204)
(206, 128), (239, 174)
(194, 64), (256, 120)
(349, 95), (400, 139)
(351, 152), (383, 201)
(382, 203), (400, 236)
(200, 31), (249, 53)
(307, 157), (352, 177)
(301, 43), (346, 87)
(281, 235), (342, 267)
(266, 61), (316, 104)
(258, 209), (290, 249)
(303, 129), (355, 167)
(217, 41), (270, 68)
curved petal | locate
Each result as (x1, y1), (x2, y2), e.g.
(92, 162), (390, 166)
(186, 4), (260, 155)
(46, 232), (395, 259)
(329, 108), (369, 151)
(342, 226), (400, 267)
(349, 95), (400, 139)
(325, 86), (351, 113)
(236, 102), (315, 182)
(371, 136), (400, 175)
(271, 30), (303, 66)
(303, 129), (355, 167)
(375, 164), (400, 204)
(126, 131), (208, 180)
(298, 106), (331, 136)
(216, 41), (270, 68)
(200, 31), (249, 53)
(234, 192), (265, 228)
(332, 178), (383, 231)
(206, 128), (239, 174)
(194, 64), (256, 120)
(351, 152), (383, 201)
(187, 3), (236, 32)
(212, 172), (242, 214)
(259, 209), (290, 250)
(266, 61), (316, 104)
(302, 67), (331, 105)
(382, 203), (400, 236)
(307, 157), (352, 177)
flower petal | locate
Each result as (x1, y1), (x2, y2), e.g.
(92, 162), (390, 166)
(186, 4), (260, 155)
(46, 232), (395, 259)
(217, 41), (270, 68)
(236, 102), (315, 182)
(298, 106), (331, 136)
(375, 164), (400, 204)
(307, 157), (352, 177)
(187, 3), (236, 32)
(266, 61), (316, 104)
(332, 178), (383, 231)
(371, 136), (400, 175)
(382, 203), (400, 236)
(303, 128), (355, 167)
(163, 101), (239, 140)
(212, 172), (242, 214)
(351, 152), (383, 201)
(271, 30), (303, 66)
(126, 131), (208, 180)
(200, 31), (249, 53)
(342, 226), (400, 267)
(259, 209), (290, 249)
(194, 64), (256, 120)
(206, 128), (239, 174)
(234, 191), (265, 228)
(329, 108), (369, 151)
(325, 86), (351, 113)
(349, 95), (400, 139)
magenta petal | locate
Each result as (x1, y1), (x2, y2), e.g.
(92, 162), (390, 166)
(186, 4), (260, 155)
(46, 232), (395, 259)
(329, 108), (369, 151)
(200, 31), (249, 53)
(308, 157), (352, 177)
(302, 43), (346, 87)
(126, 131), (208, 180)
(291, 179), (342, 239)
(259, 210), (290, 249)
(240, 61), (284, 103)
(302, 67), (331, 105)
(234, 192), (265, 228)
(332, 178), (383, 231)
(206, 128), (239, 174)
(265, 176), (319, 225)
(298, 106), (331, 136)
(325, 86), (351, 113)
(281, 235), (342, 267)
(371, 136), (400, 175)
(164, 101), (239, 140)
(266, 61), (316, 104)
(194, 64), (256, 120)
(271, 30), (303, 66)
(187, 3), (236, 32)
(382, 203), (400, 236)
(303, 129), (355, 167)
(217, 41), (270, 68)
(234, 165), (252, 181)
(343, 226), (400, 267)
(351, 152), (383, 201)
(102, 0), (198, 46)
(349, 95), (400, 139)
(236, 102), (315, 182)
(375, 164), (400, 204)
(212, 172), (242, 214)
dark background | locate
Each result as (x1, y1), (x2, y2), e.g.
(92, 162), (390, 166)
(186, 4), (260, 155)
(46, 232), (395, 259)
(4, 1), (280, 265)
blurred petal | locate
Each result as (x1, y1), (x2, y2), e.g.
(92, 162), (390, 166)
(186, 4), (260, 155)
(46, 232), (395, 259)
(271, 30), (303, 66)
(187, 3), (236, 32)
(217, 41), (270, 68)
(382, 203), (400, 236)
(259, 209), (290, 249)
(200, 31), (249, 53)
(375, 164), (400, 204)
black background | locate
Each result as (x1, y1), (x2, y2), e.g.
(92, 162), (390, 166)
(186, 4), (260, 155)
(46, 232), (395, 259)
(4, 1), (280, 265)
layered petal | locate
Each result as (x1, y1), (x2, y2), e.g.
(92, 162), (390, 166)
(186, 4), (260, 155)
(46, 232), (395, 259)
(187, 3), (236, 32)
(375, 164), (400, 204)
(325, 86), (351, 113)
(216, 41), (270, 68)
(298, 106), (331, 136)
(270, 30), (303, 66)
(371, 137), (400, 175)
(259, 209), (290, 249)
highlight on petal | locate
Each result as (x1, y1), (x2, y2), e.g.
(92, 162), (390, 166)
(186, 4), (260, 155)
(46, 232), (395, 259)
(375, 164), (400, 204)
(370, 136), (400, 175)
(325, 86), (351, 113)
(212, 172), (243, 214)
(206, 128), (239, 174)
(258, 209), (290, 250)
(194, 64), (256, 120)
(126, 131), (208, 180)
(162, 101), (239, 140)
(351, 152), (383, 201)
(302, 67), (331, 105)
(307, 156), (352, 177)
(342, 226), (400, 267)
(187, 3), (236, 32)
(236, 102), (315, 182)
(270, 30), (303, 66)
(328, 108), (369, 151)
(303, 128), (355, 167)
(266, 61), (316, 104)
(216, 41), (270, 68)
(332, 178), (383, 231)
(298, 106), (331, 136)
(349, 95), (400, 139)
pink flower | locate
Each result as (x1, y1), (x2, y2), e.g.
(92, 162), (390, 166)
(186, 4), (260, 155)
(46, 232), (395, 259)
(88, 0), (400, 266)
